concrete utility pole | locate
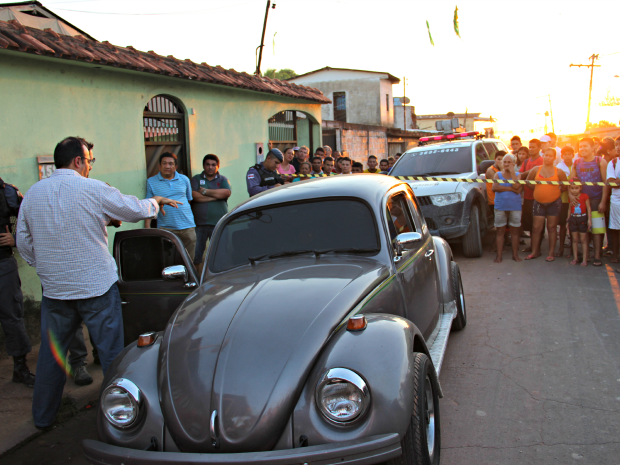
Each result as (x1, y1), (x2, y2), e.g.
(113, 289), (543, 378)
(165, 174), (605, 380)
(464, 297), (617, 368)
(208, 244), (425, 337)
(255, 1), (274, 76)
(570, 54), (600, 130)
(403, 77), (406, 130)
(548, 94), (555, 133)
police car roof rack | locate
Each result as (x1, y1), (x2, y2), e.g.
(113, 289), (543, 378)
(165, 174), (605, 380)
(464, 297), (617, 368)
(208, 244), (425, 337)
(418, 131), (479, 146)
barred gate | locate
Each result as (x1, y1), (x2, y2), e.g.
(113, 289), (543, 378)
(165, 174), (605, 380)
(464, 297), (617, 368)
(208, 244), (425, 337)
(143, 96), (188, 178)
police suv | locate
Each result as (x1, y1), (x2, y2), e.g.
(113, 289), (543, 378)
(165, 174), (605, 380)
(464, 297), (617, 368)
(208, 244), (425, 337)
(390, 131), (509, 258)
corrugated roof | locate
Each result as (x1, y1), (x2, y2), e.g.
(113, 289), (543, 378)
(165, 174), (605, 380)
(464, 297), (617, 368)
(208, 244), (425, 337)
(289, 66), (401, 84)
(0, 18), (331, 104)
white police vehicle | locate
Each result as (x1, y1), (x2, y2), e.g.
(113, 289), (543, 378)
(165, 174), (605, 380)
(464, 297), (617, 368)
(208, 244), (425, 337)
(390, 131), (509, 258)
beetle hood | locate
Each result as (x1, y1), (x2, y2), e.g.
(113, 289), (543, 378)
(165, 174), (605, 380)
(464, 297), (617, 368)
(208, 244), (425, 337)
(158, 256), (389, 453)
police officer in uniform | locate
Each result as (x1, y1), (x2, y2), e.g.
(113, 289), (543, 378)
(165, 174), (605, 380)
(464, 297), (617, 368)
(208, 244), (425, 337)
(0, 177), (35, 387)
(246, 149), (285, 197)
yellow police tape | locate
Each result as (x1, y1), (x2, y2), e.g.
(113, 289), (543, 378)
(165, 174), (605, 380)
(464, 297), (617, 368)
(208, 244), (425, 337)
(285, 174), (618, 187)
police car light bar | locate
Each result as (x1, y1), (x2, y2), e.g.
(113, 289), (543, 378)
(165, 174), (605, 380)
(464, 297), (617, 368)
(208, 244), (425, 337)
(419, 131), (479, 142)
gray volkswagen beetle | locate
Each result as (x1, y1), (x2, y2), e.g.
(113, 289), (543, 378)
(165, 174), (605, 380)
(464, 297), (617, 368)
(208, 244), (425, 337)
(83, 174), (466, 465)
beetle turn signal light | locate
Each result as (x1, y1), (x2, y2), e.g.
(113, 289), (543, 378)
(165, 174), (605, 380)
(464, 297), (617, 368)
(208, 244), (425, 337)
(137, 332), (157, 347)
(347, 314), (367, 332)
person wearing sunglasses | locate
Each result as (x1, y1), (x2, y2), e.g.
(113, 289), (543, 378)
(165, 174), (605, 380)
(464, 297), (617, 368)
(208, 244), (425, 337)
(16, 136), (180, 430)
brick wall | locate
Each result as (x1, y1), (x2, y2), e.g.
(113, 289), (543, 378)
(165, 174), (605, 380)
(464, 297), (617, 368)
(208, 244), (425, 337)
(341, 129), (388, 165)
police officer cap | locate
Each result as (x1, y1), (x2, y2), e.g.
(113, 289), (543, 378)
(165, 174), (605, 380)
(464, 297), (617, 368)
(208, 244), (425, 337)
(267, 148), (283, 162)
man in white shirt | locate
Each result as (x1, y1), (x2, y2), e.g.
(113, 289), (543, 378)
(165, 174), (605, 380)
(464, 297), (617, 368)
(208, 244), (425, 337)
(17, 137), (179, 429)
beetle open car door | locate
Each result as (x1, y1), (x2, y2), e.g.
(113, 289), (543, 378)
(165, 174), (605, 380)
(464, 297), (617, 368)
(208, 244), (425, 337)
(113, 229), (199, 346)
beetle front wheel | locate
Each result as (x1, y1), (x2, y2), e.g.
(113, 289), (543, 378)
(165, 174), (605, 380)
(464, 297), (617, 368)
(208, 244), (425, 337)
(383, 353), (441, 465)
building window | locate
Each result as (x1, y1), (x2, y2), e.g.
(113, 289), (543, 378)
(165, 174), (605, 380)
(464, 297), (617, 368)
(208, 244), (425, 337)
(386, 94), (390, 113)
(143, 95), (188, 178)
(333, 92), (346, 122)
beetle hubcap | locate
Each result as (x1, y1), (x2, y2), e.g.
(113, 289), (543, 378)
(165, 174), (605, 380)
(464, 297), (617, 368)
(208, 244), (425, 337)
(425, 375), (435, 459)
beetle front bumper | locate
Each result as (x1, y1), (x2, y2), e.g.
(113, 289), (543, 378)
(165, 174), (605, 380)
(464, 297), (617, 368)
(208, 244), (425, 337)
(83, 433), (401, 465)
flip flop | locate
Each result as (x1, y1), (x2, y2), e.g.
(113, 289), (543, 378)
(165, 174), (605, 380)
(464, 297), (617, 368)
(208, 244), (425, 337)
(592, 259), (602, 266)
(524, 254), (540, 260)
(610, 258), (619, 263)
(570, 259), (579, 265)
(546, 256), (555, 262)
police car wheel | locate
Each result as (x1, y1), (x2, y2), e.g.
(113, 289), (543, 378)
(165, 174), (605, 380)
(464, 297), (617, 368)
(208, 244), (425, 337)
(462, 205), (482, 258)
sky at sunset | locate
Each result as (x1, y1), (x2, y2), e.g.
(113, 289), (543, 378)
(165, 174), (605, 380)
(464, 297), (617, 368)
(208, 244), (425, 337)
(40, 0), (620, 137)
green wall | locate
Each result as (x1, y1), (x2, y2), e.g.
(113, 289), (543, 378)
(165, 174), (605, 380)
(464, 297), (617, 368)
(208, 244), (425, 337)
(0, 50), (322, 301)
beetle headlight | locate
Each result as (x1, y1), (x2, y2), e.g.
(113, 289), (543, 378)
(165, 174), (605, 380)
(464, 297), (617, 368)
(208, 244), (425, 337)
(316, 368), (370, 423)
(102, 378), (142, 428)
(430, 193), (462, 206)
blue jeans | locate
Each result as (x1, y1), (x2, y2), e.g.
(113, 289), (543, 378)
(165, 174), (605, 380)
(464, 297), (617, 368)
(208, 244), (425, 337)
(194, 225), (215, 265)
(32, 283), (123, 427)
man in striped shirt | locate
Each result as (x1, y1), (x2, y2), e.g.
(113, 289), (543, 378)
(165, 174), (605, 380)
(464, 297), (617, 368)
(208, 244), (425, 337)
(145, 153), (196, 260)
(16, 137), (180, 429)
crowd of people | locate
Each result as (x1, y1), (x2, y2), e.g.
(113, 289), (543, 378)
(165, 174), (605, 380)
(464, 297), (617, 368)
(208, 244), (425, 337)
(489, 133), (620, 267)
(246, 144), (402, 196)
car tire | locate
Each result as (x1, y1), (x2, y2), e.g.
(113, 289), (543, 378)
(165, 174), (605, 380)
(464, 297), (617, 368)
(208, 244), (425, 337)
(450, 261), (467, 331)
(462, 205), (482, 258)
(382, 353), (441, 465)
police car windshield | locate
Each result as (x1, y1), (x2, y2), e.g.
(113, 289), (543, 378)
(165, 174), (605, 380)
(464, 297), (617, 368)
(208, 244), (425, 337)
(210, 199), (379, 272)
(391, 145), (474, 177)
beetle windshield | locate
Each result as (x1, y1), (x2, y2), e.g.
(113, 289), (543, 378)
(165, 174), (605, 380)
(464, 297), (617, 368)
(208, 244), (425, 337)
(391, 146), (474, 176)
(211, 199), (379, 272)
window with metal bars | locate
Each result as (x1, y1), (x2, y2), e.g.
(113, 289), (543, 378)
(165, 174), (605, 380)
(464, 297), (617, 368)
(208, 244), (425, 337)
(333, 92), (346, 122)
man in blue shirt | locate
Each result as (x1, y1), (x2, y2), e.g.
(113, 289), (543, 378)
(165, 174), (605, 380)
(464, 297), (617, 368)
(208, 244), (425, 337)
(146, 153), (196, 259)
(246, 149), (285, 196)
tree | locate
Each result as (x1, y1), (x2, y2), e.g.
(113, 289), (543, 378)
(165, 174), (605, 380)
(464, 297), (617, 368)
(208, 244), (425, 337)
(263, 68), (298, 80)
(588, 120), (618, 129)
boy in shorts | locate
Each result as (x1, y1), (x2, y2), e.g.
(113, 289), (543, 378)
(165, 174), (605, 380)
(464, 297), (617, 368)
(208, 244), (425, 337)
(567, 179), (592, 266)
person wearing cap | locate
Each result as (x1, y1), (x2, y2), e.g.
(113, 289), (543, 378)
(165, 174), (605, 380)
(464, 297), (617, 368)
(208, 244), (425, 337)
(246, 149), (285, 197)
(291, 146), (309, 173)
(540, 135), (560, 166)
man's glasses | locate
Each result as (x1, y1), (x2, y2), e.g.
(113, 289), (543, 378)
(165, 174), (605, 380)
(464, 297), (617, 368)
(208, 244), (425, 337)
(81, 157), (96, 166)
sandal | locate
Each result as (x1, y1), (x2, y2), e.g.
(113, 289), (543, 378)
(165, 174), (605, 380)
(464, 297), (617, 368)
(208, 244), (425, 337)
(524, 254), (540, 260)
(570, 259), (579, 266)
(546, 256), (555, 262)
(610, 258), (619, 264)
(592, 259), (602, 266)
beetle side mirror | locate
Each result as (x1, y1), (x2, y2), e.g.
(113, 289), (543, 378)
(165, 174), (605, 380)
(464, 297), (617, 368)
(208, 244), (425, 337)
(394, 232), (423, 259)
(162, 265), (187, 281)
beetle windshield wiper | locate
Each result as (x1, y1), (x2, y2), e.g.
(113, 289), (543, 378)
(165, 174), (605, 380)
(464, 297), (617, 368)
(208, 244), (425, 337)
(249, 250), (313, 264)
(317, 248), (380, 255)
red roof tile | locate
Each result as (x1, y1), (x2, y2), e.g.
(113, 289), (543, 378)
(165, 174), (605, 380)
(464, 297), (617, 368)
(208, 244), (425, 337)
(0, 19), (331, 104)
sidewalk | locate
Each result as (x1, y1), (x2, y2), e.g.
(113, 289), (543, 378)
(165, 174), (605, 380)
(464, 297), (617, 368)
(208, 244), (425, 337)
(0, 326), (103, 456)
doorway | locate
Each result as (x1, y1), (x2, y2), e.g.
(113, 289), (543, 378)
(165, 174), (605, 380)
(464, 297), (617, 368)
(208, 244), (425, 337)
(143, 95), (189, 178)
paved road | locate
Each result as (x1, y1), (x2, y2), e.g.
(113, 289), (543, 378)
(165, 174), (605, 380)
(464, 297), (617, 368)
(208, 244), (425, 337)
(2, 236), (620, 465)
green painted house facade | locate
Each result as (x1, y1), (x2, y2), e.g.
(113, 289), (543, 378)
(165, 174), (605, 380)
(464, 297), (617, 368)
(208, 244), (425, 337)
(0, 16), (326, 304)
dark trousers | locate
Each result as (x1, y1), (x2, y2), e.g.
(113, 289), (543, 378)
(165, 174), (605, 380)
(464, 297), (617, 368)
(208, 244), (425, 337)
(0, 257), (31, 357)
(32, 283), (123, 427)
(194, 224), (215, 265)
(68, 324), (90, 368)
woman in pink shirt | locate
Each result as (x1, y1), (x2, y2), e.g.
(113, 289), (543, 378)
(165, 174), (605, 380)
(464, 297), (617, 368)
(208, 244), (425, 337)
(277, 147), (296, 176)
